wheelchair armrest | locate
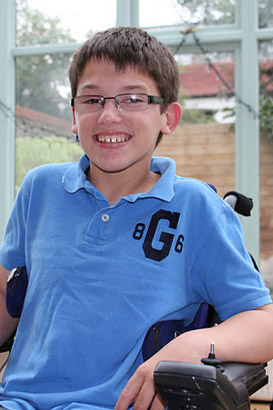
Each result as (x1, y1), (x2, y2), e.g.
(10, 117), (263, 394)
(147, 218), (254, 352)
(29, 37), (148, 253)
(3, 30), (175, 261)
(154, 361), (268, 410)
(220, 361), (268, 396)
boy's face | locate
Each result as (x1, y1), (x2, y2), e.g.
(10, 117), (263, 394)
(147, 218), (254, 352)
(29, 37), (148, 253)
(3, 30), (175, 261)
(72, 58), (178, 180)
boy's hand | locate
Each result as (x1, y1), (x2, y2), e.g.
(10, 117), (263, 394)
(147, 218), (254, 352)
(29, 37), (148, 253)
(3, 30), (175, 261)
(114, 333), (205, 410)
(114, 356), (165, 410)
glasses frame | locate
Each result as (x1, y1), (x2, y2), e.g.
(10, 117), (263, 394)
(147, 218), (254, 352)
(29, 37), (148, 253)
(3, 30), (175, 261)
(71, 93), (164, 112)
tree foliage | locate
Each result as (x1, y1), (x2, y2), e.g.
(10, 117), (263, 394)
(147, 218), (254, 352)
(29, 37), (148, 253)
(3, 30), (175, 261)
(176, 0), (273, 28)
(260, 48), (273, 137)
(175, 0), (235, 25)
(259, 0), (273, 28)
(16, 0), (76, 121)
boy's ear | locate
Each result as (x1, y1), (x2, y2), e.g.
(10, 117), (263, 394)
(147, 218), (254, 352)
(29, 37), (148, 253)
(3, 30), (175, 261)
(71, 107), (78, 134)
(160, 102), (182, 135)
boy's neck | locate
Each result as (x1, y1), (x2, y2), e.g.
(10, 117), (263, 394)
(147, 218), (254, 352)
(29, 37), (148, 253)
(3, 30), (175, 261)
(88, 166), (160, 206)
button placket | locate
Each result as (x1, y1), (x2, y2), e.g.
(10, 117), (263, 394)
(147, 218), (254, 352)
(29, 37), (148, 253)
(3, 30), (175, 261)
(83, 207), (114, 245)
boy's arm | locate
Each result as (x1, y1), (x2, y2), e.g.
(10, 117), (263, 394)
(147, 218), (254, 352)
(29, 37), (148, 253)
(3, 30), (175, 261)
(115, 304), (273, 410)
(0, 264), (19, 347)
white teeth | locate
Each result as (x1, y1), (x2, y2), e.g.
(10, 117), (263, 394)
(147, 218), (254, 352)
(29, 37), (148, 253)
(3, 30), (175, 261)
(97, 135), (129, 143)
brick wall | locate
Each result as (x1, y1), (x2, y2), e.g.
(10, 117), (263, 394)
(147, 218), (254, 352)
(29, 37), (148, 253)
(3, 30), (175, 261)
(154, 123), (273, 261)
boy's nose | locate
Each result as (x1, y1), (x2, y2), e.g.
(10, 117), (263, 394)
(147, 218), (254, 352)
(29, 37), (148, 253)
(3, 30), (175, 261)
(97, 99), (121, 124)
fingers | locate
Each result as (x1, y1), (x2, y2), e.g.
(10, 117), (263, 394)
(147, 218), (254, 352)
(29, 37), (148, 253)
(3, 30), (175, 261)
(131, 372), (156, 410)
(150, 393), (166, 410)
(115, 369), (144, 410)
(115, 362), (166, 410)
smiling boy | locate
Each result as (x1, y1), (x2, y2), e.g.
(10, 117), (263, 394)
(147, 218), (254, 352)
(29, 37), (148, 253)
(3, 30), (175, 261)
(71, 60), (177, 204)
(0, 27), (272, 410)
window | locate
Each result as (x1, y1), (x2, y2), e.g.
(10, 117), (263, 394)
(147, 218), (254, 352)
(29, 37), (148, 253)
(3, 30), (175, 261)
(259, 0), (273, 28)
(17, 0), (117, 45)
(139, 0), (236, 28)
(15, 47), (82, 194)
(259, 40), (273, 290)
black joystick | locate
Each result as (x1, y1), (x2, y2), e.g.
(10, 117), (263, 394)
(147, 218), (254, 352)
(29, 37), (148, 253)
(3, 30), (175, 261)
(201, 343), (225, 372)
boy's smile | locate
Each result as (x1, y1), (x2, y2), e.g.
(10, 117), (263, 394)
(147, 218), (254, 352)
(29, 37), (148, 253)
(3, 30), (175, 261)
(96, 134), (130, 144)
(72, 58), (180, 201)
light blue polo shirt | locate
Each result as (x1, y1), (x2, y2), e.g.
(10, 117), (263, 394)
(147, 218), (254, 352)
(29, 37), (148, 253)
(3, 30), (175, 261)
(0, 155), (271, 410)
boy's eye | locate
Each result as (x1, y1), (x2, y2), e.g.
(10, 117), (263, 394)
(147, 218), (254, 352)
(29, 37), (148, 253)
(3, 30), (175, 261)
(125, 95), (145, 104)
(82, 96), (102, 105)
(120, 94), (145, 104)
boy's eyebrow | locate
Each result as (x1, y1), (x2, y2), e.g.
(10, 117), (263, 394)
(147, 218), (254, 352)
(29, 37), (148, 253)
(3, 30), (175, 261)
(78, 84), (150, 95)
(78, 85), (98, 94)
(122, 85), (150, 92)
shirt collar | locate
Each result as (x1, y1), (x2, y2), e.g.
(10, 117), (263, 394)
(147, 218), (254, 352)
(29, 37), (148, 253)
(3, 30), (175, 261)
(62, 154), (92, 194)
(62, 154), (176, 203)
(124, 157), (176, 203)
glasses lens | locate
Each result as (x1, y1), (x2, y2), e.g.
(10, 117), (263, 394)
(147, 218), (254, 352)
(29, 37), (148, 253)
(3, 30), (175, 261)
(75, 96), (103, 112)
(118, 94), (149, 111)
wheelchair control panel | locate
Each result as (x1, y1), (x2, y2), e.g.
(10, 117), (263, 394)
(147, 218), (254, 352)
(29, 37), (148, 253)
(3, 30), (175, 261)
(154, 343), (268, 410)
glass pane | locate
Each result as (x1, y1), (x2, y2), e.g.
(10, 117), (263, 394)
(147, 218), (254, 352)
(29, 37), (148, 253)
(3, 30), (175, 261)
(16, 54), (72, 121)
(259, 0), (273, 28)
(15, 53), (83, 193)
(259, 41), (273, 294)
(154, 51), (235, 199)
(16, 0), (116, 45)
(139, 0), (235, 28)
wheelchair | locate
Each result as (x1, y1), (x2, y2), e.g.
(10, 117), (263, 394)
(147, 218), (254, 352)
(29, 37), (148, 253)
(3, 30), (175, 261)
(1, 191), (271, 410)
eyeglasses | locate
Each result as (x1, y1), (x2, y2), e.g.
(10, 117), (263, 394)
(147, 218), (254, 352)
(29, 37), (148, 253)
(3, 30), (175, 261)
(71, 93), (164, 113)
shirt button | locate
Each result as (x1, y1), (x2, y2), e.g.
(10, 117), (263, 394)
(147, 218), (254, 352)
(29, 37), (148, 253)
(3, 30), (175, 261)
(101, 213), (110, 222)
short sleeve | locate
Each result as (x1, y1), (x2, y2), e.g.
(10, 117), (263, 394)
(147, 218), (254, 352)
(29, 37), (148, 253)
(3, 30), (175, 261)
(190, 205), (271, 321)
(0, 174), (31, 270)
